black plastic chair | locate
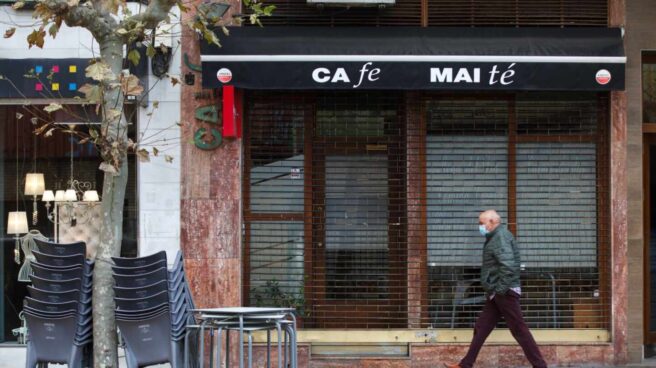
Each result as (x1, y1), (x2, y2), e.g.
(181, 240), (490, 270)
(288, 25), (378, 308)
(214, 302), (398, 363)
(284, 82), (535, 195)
(112, 251), (167, 268)
(111, 259), (167, 276)
(113, 267), (169, 288)
(34, 239), (86, 257)
(24, 313), (87, 368)
(32, 250), (86, 269)
(117, 311), (174, 368)
(24, 297), (79, 313)
(30, 275), (82, 293)
(27, 286), (80, 304)
(115, 290), (170, 311)
(31, 262), (85, 281)
(114, 280), (169, 299)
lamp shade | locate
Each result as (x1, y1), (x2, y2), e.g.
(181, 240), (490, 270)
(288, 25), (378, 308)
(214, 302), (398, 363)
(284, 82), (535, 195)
(7, 211), (28, 235)
(42, 190), (55, 202)
(54, 190), (66, 202)
(24, 173), (45, 196)
(64, 189), (78, 202)
(83, 190), (100, 202)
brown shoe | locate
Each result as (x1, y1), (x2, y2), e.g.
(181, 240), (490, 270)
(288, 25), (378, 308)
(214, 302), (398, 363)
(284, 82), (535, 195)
(443, 363), (461, 368)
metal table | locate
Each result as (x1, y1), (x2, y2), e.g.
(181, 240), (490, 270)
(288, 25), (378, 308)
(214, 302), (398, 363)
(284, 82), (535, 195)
(186, 307), (297, 368)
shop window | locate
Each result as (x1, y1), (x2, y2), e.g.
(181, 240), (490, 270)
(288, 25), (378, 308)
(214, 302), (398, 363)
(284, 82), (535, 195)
(427, 93), (609, 330)
(244, 91), (609, 331)
(0, 105), (138, 342)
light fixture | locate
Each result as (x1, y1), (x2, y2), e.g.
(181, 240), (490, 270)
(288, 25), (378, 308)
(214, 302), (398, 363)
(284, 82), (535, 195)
(83, 190), (100, 202)
(41, 135), (100, 227)
(64, 189), (78, 202)
(7, 211), (29, 235)
(54, 190), (66, 202)
(24, 173), (45, 225)
(41, 190), (55, 202)
(7, 211), (29, 264)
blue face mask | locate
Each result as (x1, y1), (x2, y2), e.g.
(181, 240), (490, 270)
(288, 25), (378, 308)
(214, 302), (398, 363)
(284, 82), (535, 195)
(479, 224), (489, 236)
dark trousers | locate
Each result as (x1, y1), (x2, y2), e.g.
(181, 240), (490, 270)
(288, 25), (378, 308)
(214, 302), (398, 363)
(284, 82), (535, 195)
(459, 290), (547, 368)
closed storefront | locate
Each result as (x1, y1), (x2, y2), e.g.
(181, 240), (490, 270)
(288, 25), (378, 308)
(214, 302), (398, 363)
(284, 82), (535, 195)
(190, 21), (628, 365)
(242, 91), (610, 332)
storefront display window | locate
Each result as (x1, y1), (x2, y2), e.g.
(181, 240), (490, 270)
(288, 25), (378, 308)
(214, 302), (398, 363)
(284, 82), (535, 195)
(244, 91), (610, 330)
(0, 104), (138, 342)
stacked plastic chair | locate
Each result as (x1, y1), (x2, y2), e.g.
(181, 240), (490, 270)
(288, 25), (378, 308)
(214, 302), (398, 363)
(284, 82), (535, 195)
(112, 250), (197, 368)
(25, 239), (92, 368)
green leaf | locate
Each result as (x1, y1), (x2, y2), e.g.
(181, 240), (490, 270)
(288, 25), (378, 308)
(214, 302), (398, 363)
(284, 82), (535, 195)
(116, 28), (128, 36)
(43, 103), (63, 113)
(127, 49), (140, 66)
(164, 155), (174, 163)
(152, 147), (159, 156)
(89, 128), (99, 139)
(263, 4), (276, 15)
(48, 24), (59, 39)
(146, 44), (156, 58)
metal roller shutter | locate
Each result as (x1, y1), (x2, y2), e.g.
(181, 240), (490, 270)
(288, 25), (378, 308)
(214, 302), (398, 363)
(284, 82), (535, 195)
(244, 91), (610, 330)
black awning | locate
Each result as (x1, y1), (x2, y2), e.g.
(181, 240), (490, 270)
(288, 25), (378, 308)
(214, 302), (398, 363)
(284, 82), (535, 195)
(200, 27), (625, 91)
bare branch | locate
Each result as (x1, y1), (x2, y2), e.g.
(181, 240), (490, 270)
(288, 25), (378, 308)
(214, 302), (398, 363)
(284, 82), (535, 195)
(39, 0), (116, 40)
(123, 0), (176, 30)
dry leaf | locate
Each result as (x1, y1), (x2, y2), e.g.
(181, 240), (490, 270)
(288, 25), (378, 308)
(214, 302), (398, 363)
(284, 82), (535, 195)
(136, 148), (150, 162)
(15, 112), (23, 120)
(164, 155), (174, 163)
(11, 1), (24, 10)
(152, 147), (159, 156)
(85, 62), (114, 81)
(120, 74), (144, 96)
(43, 102), (63, 113)
(31, 117), (39, 125)
(78, 83), (102, 103)
(4, 28), (16, 39)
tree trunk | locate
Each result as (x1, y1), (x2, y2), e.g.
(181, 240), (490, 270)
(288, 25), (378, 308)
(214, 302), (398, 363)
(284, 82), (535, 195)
(92, 36), (129, 368)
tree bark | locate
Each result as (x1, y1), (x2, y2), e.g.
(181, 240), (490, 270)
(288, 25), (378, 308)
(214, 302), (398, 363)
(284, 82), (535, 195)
(92, 36), (128, 368)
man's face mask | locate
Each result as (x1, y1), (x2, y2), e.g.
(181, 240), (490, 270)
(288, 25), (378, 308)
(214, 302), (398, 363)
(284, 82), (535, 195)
(479, 224), (489, 236)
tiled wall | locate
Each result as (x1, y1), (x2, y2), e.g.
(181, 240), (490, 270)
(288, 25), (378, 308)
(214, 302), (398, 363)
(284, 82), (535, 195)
(626, 0), (656, 362)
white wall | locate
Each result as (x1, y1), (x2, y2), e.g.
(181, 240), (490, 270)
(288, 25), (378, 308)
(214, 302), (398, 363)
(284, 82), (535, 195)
(0, 4), (182, 262)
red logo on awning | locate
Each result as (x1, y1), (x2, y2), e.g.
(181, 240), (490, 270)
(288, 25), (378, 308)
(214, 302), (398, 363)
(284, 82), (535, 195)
(217, 68), (232, 83)
(596, 69), (611, 85)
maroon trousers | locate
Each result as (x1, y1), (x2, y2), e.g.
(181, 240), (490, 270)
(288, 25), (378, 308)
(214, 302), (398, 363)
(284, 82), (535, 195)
(459, 290), (547, 368)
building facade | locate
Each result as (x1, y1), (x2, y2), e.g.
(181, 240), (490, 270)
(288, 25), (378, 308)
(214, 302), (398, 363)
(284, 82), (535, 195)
(181, 0), (636, 367)
(0, 3), (182, 347)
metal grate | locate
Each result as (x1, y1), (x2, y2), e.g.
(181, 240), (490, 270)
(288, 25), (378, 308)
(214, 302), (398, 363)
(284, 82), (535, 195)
(243, 91), (610, 330)
(248, 0), (608, 27)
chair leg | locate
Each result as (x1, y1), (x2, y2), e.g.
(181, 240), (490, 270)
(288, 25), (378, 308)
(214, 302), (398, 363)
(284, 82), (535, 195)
(215, 327), (223, 368)
(225, 329), (231, 368)
(25, 342), (37, 368)
(247, 332), (253, 368)
(209, 327), (215, 368)
(266, 329), (271, 368)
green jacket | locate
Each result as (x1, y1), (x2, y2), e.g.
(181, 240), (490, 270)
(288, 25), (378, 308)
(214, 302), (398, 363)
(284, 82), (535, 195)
(480, 225), (521, 295)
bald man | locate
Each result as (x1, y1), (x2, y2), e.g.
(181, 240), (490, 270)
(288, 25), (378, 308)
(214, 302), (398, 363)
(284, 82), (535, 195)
(444, 210), (547, 368)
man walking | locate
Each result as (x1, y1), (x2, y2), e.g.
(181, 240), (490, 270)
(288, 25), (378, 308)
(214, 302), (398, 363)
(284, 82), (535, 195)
(444, 210), (547, 368)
